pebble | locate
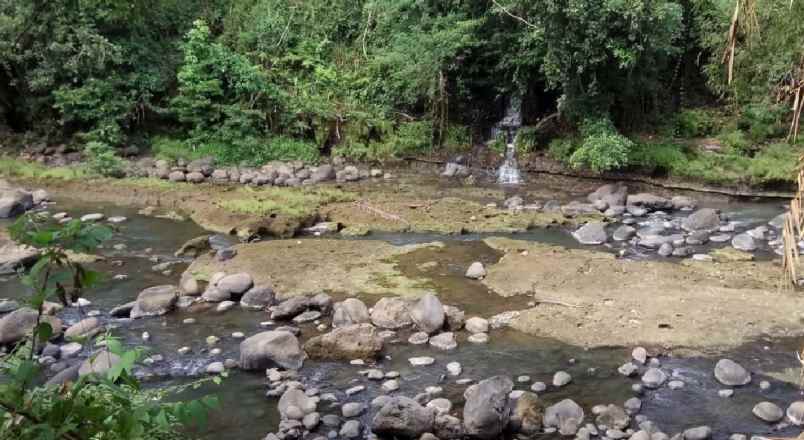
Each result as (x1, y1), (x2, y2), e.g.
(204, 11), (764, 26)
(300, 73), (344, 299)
(108, 216), (127, 223)
(446, 362), (462, 376)
(381, 380), (399, 392)
(142, 332), (150, 341)
(408, 332), (429, 345)
(619, 362), (638, 377)
(409, 357), (435, 367)
(178, 346), (191, 355)
(345, 386), (365, 396)
(668, 380), (685, 390)
(718, 389), (734, 398)
(232, 332), (245, 339)
(216, 301), (236, 312)
(624, 397), (642, 415)
(759, 380), (771, 391)
(467, 332), (489, 344)
(641, 368), (667, 389)
(531, 382), (547, 393)
(752, 401), (783, 422)
(341, 402), (364, 418)
(183, 318), (196, 324)
(206, 362), (225, 374)
(210, 348), (222, 356)
(553, 371), (572, 387)
(517, 375), (531, 383)
(80, 213), (104, 222)
(339, 420), (361, 438)
(206, 335), (220, 345)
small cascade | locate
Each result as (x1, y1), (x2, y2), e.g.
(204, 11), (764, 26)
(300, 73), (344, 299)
(494, 96), (524, 185)
(497, 142), (522, 184)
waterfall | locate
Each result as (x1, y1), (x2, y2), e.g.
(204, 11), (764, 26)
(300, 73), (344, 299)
(494, 96), (523, 185)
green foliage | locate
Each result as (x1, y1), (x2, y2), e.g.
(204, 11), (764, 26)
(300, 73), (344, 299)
(738, 102), (787, 141)
(220, 186), (354, 218)
(672, 108), (718, 138)
(548, 138), (578, 163)
(2, 215), (220, 440)
(84, 141), (124, 177)
(718, 129), (752, 156)
(568, 118), (634, 172)
(628, 142), (688, 171)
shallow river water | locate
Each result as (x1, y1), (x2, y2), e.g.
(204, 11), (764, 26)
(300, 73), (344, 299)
(1, 179), (802, 440)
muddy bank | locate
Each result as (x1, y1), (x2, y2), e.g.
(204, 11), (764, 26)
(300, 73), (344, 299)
(482, 237), (803, 350)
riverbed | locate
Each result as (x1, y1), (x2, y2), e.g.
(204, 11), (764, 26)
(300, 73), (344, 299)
(1, 171), (803, 439)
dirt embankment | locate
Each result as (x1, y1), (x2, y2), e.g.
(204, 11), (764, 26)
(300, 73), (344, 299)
(482, 237), (804, 351)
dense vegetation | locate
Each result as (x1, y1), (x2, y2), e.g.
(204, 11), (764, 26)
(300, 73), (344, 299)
(0, 0), (802, 185)
(1, 214), (219, 439)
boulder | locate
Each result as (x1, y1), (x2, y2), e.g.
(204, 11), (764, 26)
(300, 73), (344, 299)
(216, 272), (254, 296)
(573, 222), (608, 245)
(0, 308), (62, 344)
(682, 209), (721, 232)
(64, 317), (103, 340)
(595, 405), (629, 430)
(714, 359), (751, 386)
(588, 184), (628, 207)
(310, 165), (336, 183)
(626, 193), (672, 210)
(410, 293), (445, 334)
(544, 399), (584, 436)
(304, 323), (384, 361)
(508, 392), (544, 436)
(612, 225), (636, 241)
(786, 401), (804, 425)
(370, 297), (412, 329)
(109, 301), (136, 318)
(201, 285), (230, 302)
(731, 233), (757, 252)
(463, 376), (514, 439)
(130, 285), (178, 319)
(271, 296), (310, 320)
(429, 332), (457, 350)
(752, 402), (783, 423)
(239, 330), (305, 370)
(443, 305), (465, 330)
(671, 195), (696, 210)
(435, 414), (465, 439)
(371, 397), (435, 439)
(240, 285), (276, 309)
(641, 368), (667, 389)
(278, 388), (317, 420)
(683, 426), (711, 440)
(174, 235), (211, 257)
(332, 298), (371, 328)
(465, 262), (487, 279)
(179, 273), (202, 296)
(78, 350), (121, 376)
(465, 317), (489, 334)
(0, 189), (33, 218)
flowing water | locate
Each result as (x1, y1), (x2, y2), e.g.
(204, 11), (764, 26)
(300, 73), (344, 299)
(0, 181), (801, 439)
(497, 143), (523, 185)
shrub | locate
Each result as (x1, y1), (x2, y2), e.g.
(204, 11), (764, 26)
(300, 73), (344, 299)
(84, 141), (124, 177)
(673, 109), (717, 138)
(568, 118), (634, 172)
(548, 138), (578, 162)
(628, 142), (688, 171)
(718, 129), (752, 156)
(739, 103), (787, 141)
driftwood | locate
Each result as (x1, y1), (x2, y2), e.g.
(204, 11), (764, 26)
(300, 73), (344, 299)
(353, 200), (409, 224)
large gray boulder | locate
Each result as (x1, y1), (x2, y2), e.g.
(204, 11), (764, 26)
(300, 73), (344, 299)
(271, 296), (310, 320)
(410, 293), (445, 334)
(310, 165), (336, 183)
(682, 209), (721, 232)
(463, 376), (514, 439)
(714, 359), (751, 386)
(573, 222), (608, 245)
(0, 240), (39, 276)
(64, 317), (103, 340)
(304, 323), (383, 361)
(0, 308), (62, 344)
(370, 297), (412, 329)
(544, 399), (584, 436)
(732, 233), (757, 252)
(626, 193), (672, 211)
(371, 397), (435, 439)
(216, 273), (254, 295)
(240, 285), (276, 309)
(753, 401), (783, 423)
(332, 298), (371, 328)
(278, 388), (317, 420)
(130, 285), (178, 319)
(239, 330), (305, 370)
(588, 183), (628, 207)
(78, 350), (121, 377)
(0, 189), (33, 218)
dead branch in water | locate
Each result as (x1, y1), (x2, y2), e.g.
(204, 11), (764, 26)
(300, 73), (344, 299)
(353, 200), (410, 224)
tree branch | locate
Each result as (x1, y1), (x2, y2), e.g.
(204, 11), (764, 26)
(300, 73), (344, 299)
(490, 0), (538, 29)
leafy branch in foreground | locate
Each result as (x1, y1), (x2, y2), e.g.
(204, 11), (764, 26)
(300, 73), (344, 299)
(1, 214), (220, 440)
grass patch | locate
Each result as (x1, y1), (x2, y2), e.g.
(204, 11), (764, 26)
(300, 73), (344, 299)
(629, 140), (802, 186)
(219, 186), (355, 218)
(0, 157), (87, 180)
(110, 177), (182, 190)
